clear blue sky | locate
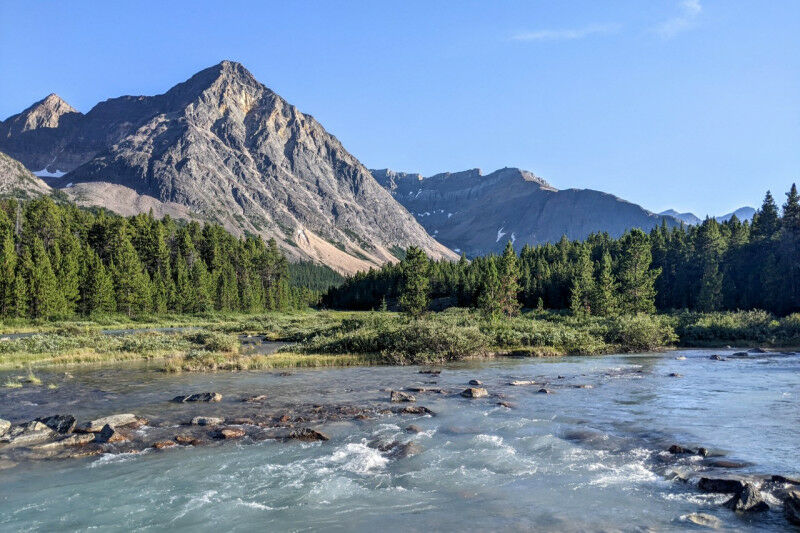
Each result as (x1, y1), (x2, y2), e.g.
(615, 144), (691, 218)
(1, 1), (798, 216)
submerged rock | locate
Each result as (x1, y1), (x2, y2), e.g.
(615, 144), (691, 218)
(405, 425), (422, 434)
(80, 413), (139, 432)
(390, 390), (416, 403)
(468, 379), (483, 386)
(152, 440), (176, 449)
(682, 513), (722, 528)
(418, 369), (441, 375)
(698, 477), (746, 494)
(242, 394), (268, 403)
(724, 483), (769, 512)
(94, 424), (128, 444)
(509, 380), (536, 386)
(537, 388), (554, 394)
(668, 372), (682, 378)
(287, 428), (329, 442)
(36, 414), (76, 434)
(710, 354), (726, 361)
(785, 490), (800, 525)
(461, 387), (488, 398)
(172, 392), (222, 403)
(749, 347), (768, 354)
(497, 401), (515, 409)
(707, 460), (750, 469)
(191, 416), (224, 427)
(400, 406), (434, 416)
(175, 435), (203, 446)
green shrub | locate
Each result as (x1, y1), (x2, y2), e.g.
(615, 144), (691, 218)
(605, 314), (678, 352)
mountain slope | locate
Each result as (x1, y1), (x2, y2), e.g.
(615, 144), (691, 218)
(373, 167), (680, 256)
(0, 61), (455, 273)
(0, 151), (51, 198)
(659, 207), (756, 225)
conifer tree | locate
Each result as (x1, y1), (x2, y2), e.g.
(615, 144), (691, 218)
(497, 241), (521, 316)
(0, 231), (17, 317)
(592, 251), (618, 316)
(477, 259), (502, 317)
(617, 229), (660, 314)
(80, 245), (116, 315)
(112, 232), (151, 317)
(751, 191), (781, 240)
(399, 246), (430, 318)
(570, 246), (594, 315)
(27, 238), (60, 318)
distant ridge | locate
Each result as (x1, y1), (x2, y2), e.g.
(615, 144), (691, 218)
(659, 206), (756, 225)
(373, 167), (680, 257)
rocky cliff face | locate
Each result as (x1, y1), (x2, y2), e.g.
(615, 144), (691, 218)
(0, 61), (456, 273)
(373, 167), (679, 256)
(0, 151), (51, 199)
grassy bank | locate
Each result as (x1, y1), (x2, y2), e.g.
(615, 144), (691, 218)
(1, 309), (797, 373)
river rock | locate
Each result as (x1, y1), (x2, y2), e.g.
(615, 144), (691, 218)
(785, 490), (800, 525)
(675, 355), (687, 360)
(497, 401), (515, 408)
(698, 477), (746, 494)
(36, 414), (76, 434)
(191, 416), (224, 426)
(152, 440), (176, 449)
(710, 354), (726, 361)
(468, 379), (483, 386)
(400, 406), (434, 416)
(405, 425), (422, 434)
(668, 372), (682, 378)
(390, 391), (416, 403)
(419, 369), (441, 375)
(772, 475), (800, 485)
(707, 460), (749, 469)
(668, 444), (694, 455)
(730, 352), (749, 357)
(33, 433), (95, 449)
(388, 441), (421, 458)
(94, 424), (128, 444)
(288, 428), (329, 442)
(0, 419), (10, 437)
(724, 482), (769, 512)
(1, 427), (54, 446)
(172, 392), (222, 403)
(242, 394), (268, 403)
(537, 388), (554, 394)
(683, 513), (722, 528)
(80, 413), (139, 432)
(697, 447), (709, 457)
(175, 435), (202, 446)
(461, 387), (488, 398)
(509, 380), (536, 386)
(749, 347), (768, 354)
(216, 427), (246, 439)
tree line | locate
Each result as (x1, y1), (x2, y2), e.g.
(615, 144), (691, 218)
(324, 185), (800, 317)
(0, 196), (318, 319)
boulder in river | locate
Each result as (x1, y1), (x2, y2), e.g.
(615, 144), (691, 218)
(785, 490), (800, 525)
(152, 440), (176, 450)
(707, 459), (750, 469)
(175, 435), (203, 446)
(749, 347), (768, 354)
(390, 390), (416, 403)
(94, 424), (128, 444)
(418, 369), (441, 375)
(191, 416), (224, 426)
(682, 513), (722, 528)
(710, 354), (726, 361)
(80, 413), (139, 432)
(215, 427), (246, 439)
(461, 387), (488, 398)
(172, 392), (222, 403)
(242, 394), (268, 403)
(33, 433), (95, 450)
(405, 425), (422, 434)
(698, 477), (746, 494)
(468, 379), (483, 386)
(668, 444), (694, 455)
(509, 380), (536, 386)
(772, 475), (800, 485)
(730, 352), (749, 357)
(497, 401), (515, 408)
(1, 423), (54, 446)
(288, 428), (329, 442)
(668, 372), (682, 378)
(400, 406), (435, 416)
(0, 419), (10, 437)
(537, 388), (554, 394)
(724, 482), (769, 512)
(36, 414), (76, 434)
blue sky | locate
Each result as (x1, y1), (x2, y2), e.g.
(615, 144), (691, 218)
(1, 0), (798, 216)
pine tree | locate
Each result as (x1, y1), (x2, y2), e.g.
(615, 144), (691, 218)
(617, 229), (660, 314)
(497, 241), (521, 316)
(80, 245), (115, 315)
(751, 191), (781, 240)
(399, 246), (430, 318)
(112, 232), (151, 317)
(0, 231), (17, 317)
(190, 258), (212, 312)
(570, 246), (595, 315)
(592, 251), (618, 316)
(215, 262), (239, 311)
(56, 232), (82, 316)
(26, 238), (60, 318)
(477, 259), (502, 317)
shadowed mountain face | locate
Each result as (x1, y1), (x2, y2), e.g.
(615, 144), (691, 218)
(373, 167), (680, 257)
(0, 61), (456, 273)
(0, 151), (51, 199)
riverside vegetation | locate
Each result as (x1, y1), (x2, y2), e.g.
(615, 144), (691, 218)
(1, 186), (799, 373)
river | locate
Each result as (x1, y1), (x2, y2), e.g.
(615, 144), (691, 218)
(0, 348), (798, 531)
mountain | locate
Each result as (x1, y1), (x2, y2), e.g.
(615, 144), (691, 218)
(0, 151), (51, 199)
(373, 167), (680, 257)
(0, 61), (455, 274)
(659, 207), (756, 225)
(659, 209), (702, 226)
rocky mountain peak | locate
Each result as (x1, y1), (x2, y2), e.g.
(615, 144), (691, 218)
(2, 93), (79, 135)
